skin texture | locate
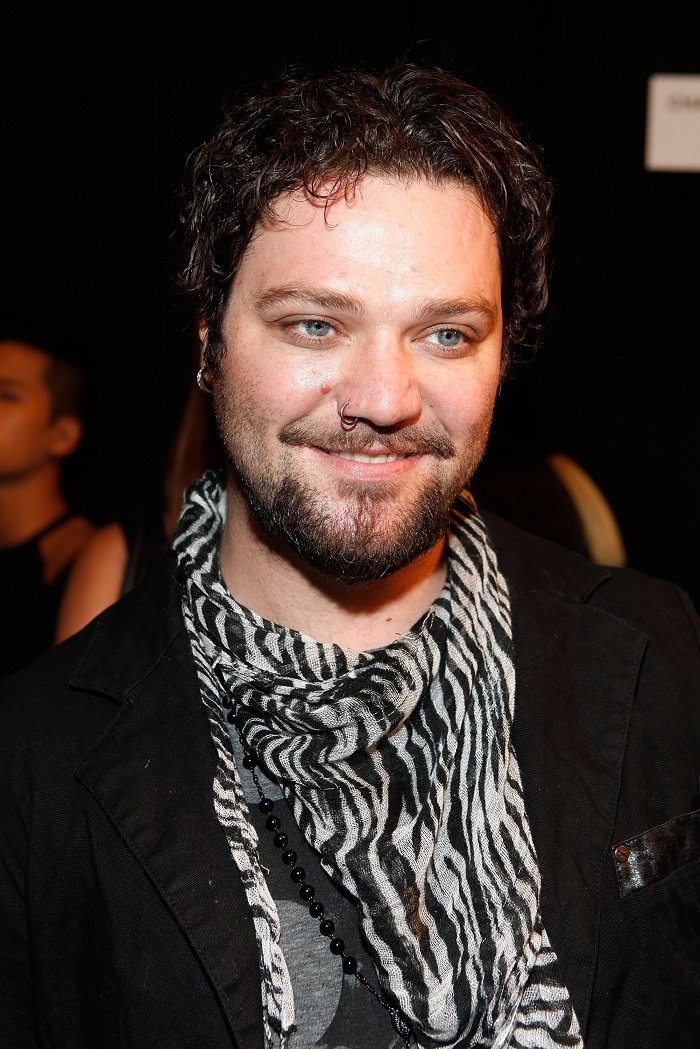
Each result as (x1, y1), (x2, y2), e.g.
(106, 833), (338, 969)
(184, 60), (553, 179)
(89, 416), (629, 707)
(0, 339), (94, 589)
(0, 342), (79, 488)
(208, 175), (504, 649)
(0, 341), (87, 553)
(53, 522), (129, 642)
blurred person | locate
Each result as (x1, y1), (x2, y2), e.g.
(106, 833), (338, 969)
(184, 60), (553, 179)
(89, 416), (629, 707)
(54, 370), (224, 641)
(0, 323), (95, 677)
(471, 446), (628, 567)
(1, 60), (699, 1049)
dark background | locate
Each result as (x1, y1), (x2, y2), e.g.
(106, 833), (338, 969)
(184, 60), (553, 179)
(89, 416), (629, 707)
(2, 3), (698, 604)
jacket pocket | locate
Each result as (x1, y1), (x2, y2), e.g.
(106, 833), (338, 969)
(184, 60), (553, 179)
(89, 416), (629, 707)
(611, 807), (700, 899)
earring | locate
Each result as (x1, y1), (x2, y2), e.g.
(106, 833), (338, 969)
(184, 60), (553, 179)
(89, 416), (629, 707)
(338, 399), (358, 431)
(196, 366), (213, 394)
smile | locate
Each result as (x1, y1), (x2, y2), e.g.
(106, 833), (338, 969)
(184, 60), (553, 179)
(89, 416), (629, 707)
(333, 451), (412, 464)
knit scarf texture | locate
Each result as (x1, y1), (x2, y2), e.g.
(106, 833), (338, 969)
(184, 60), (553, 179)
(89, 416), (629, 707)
(174, 470), (583, 1049)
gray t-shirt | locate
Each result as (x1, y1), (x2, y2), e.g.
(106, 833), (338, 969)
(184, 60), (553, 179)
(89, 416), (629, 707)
(230, 732), (403, 1049)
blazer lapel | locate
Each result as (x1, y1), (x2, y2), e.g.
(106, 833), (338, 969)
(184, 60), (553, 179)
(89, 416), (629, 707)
(72, 559), (264, 1049)
(489, 516), (647, 1036)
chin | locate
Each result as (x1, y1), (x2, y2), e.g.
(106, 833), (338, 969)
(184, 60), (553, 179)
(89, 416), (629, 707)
(241, 471), (458, 584)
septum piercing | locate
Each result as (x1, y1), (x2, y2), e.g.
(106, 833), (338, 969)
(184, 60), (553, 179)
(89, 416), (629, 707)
(338, 399), (358, 431)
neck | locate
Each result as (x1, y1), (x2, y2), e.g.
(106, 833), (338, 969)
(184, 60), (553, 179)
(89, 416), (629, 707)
(0, 468), (68, 548)
(218, 487), (448, 652)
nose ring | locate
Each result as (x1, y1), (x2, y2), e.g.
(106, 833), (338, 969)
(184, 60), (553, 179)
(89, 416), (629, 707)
(338, 399), (358, 431)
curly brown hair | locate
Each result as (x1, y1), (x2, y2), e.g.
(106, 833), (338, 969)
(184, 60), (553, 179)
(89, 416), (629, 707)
(176, 61), (553, 374)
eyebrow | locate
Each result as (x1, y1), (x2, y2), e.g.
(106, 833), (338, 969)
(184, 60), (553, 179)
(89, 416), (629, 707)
(254, 285), (499, 326)
(415, 297), (499, 327)
(254, 285), (363, 314)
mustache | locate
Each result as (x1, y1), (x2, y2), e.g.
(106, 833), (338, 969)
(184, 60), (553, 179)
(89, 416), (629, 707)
(279, 420), (456, 460)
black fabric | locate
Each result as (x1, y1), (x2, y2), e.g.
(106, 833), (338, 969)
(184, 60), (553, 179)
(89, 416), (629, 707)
(0, 515), (77, 678)
(0, 559), (263, 1049)
(0, 513), (699, 1049)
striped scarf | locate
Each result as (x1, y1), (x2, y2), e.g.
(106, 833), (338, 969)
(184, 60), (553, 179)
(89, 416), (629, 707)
(174, 470), (583, 1048)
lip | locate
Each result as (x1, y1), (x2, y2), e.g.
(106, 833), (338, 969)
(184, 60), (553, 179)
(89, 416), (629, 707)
(310, 444), (420, 480)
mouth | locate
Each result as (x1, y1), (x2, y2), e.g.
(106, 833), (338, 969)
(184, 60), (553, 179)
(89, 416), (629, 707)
(330, 450), (415, 464)
(280, 421), (455, 462)
(311, 445), (421, 481)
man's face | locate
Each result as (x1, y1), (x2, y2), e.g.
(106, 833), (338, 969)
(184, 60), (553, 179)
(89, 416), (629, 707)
(0, 341), (68, 484)
(211, 175), (503, 581)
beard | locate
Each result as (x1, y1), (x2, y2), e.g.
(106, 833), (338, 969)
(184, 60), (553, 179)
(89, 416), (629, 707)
(234, 471), (463, 583)
(214, 395), (490, 584)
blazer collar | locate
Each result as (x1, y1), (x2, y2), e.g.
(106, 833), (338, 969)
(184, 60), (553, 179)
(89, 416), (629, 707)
(485, 513), (648, 1037)
(72, 555), (264, 1049)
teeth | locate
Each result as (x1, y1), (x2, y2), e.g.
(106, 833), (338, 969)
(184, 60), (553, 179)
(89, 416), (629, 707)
(335, 451), (404, 464)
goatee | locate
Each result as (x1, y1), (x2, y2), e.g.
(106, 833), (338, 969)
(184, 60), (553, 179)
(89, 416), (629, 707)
(234, 468), (463, 583)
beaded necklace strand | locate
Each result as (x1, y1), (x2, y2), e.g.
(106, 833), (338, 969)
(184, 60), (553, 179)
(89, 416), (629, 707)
(226, 699), (414, 1047)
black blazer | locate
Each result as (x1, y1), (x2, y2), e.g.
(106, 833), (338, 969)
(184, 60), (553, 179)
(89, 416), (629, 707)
(1, 512), (699, 1049)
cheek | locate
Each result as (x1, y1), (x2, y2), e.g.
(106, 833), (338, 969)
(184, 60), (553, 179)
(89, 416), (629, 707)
(287, 358), (343, 400)
(1, 414), (33, 442)
(220, 355), (340, 429)
(433, 373), (500, 435)
(234, 352), (342, 412)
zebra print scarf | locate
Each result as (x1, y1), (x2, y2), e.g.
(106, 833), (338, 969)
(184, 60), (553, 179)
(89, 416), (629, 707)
(173, 470), (582, 1048)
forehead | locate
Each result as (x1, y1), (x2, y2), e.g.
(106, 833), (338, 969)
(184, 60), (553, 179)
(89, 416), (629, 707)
(0, 340), (52, 386)
(236, 174), (501, 305)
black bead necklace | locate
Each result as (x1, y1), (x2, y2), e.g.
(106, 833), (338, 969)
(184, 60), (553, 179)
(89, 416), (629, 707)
(227, 704), (414, 1047)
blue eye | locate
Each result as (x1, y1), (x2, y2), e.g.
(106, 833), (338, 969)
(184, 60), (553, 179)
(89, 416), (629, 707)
(301, 320), (332, 337)
(435, 329), (463, 347)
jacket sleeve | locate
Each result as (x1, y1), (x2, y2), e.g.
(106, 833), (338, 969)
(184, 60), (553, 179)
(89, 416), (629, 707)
(0, 690), (38, 1047)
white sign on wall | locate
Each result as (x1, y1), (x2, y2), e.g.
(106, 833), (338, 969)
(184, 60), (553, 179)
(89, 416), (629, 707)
(645, 74), (700, 172)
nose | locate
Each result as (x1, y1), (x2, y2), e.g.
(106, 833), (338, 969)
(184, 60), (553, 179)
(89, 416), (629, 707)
(337, 336), (421, 430)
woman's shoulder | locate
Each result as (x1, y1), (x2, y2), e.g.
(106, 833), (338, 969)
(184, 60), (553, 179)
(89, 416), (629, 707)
(52, 522), (130, 643)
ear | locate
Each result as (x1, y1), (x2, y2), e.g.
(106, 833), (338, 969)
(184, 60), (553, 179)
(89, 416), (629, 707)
(49, 415), (83, 459)
(198, 319), (209, 369)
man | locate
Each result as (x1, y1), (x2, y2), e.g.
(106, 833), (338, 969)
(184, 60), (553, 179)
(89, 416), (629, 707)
(1, 62), (698, 1049)
(0, 325), (95, 677)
